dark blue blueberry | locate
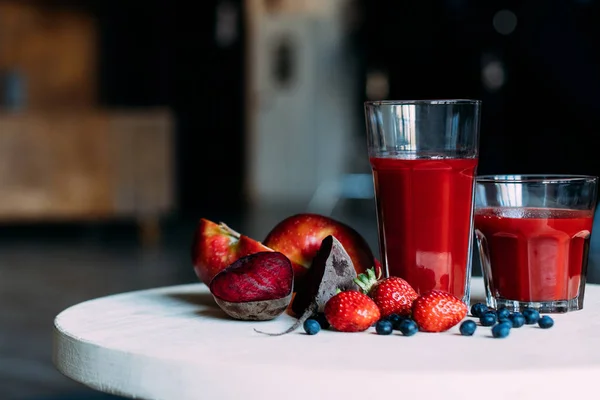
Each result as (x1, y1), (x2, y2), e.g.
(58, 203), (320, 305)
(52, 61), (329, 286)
(387, 313), (403, 324)
(497, 307), (511, 322)
(480, 311), (497, 326)
(508, 312), (525, 328)
(491, 322), (511, 338)
(459, 320), (477, 336)
(538, 315), (554, 329)
(387, 313), (401, 322)
(523, 308), (540, 325)
(303, 318), (321, 335)
(314, 312), (330, 329)
(470, 303), (488, 318)
(375, 320), (394, 335)
(398, 319), (419, 336)
(389, 314), (408, 330)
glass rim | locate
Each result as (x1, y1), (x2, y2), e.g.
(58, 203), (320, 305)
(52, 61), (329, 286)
(364, 99), (481, 107)
(477, 174), (599, 184)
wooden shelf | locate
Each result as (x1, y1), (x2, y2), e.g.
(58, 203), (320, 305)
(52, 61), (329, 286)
(0, 1), (96, 110)
(0, 110), (175, 225)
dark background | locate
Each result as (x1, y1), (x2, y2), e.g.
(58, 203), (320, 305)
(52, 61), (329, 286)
(47, 0), (600, 217)
(3, 1), (600, 399)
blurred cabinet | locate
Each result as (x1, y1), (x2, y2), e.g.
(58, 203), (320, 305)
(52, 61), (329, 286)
(0, 1), (96, 109)
(0, 110), (174, 222)
(0, 1), (175, 242)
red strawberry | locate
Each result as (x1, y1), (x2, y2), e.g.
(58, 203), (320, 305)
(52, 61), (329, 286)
(324, 291), (381, 332)
(354, 268), (418, 318)
(411, 290), (468, 332)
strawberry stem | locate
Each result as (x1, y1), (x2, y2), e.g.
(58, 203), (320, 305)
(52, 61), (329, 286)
(355, 274), (370, 289)
(367, 267), (376, 281)
(353, 267), (378, 294)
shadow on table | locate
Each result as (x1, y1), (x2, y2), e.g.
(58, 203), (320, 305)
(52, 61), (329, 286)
(167, 292), (214, 307)
(166, 292), (232, 320)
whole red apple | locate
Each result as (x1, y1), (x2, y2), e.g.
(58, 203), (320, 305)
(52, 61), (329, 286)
(263, 213), (379, 287)
(191, 218), (273, 286)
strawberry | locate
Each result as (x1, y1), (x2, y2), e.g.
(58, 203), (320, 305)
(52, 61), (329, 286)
(411, 290), (468, 332)
(354, 268), (418, 318)
(324, 291), (381, 332)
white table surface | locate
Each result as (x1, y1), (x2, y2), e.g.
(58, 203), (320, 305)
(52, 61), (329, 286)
(53, 277), (600, 400)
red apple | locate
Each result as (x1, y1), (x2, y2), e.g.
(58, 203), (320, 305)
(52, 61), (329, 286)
(263, 213), (379, 287)
(191, 218), (273, 286)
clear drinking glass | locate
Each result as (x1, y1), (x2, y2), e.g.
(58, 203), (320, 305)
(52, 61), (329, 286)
(364, 99), (481, 305)
(474, 175), (598, 313)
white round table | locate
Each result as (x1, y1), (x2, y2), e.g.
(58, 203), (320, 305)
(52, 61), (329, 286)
(53, 278), (600, 400)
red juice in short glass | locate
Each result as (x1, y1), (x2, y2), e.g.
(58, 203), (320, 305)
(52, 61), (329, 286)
(364, 100), (481, 305)
(370, 157), (477, 299)
(475, 208), (593, 302)
(474, 175), (598, 313)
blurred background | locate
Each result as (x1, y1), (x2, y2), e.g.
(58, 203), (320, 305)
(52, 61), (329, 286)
(1, 0), (600, 398)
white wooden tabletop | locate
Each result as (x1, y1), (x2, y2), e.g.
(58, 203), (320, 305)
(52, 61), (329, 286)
(53, 277), (600, 400)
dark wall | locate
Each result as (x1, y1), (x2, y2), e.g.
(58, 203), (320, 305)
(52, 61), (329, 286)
(361, 0), (600, 178)
(61, 0), (600, 216)
(84, 0), (247, 218)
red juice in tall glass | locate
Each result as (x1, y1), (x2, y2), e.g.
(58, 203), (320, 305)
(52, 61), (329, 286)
(370, 157), (478, 299)
(474, 208), (593, 302)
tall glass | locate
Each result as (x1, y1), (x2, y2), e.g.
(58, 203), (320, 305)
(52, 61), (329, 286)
(475, 175), (598, 313)
(364, 100), (481, 305)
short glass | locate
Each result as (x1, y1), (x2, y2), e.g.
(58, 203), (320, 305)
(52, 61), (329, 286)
(474, 175), (598, 313)
(364, 99), (481, 305)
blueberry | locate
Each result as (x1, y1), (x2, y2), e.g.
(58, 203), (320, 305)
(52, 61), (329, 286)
(314, 312), (330, 329)
(470, 303), (488, 318)
(375, 320), (394, 335)
(303, 318), (321, 335)
(387, 313), (400, 321)
(480, 311), (497, 327)
(508, 312), (525, 328)
(387, 313), (403, 324)
(389, 314), (408, 330)
(459, 320), (477, 336)
(491, 322), (511, 338)
(538, 315), (554, 329)
(398, 319), (419, 336)
(523, 308), (540, 325)
(497, 307), (511, 322)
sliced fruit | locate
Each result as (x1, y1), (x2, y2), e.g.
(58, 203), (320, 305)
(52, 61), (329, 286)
(209, 251), (293, 321)
(255, 235), (359, 335)
(191, 218), (272, 286)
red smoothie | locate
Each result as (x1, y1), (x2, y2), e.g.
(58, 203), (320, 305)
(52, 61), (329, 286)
(474, 207), (593, 302)
(370, 157), (478, 299)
